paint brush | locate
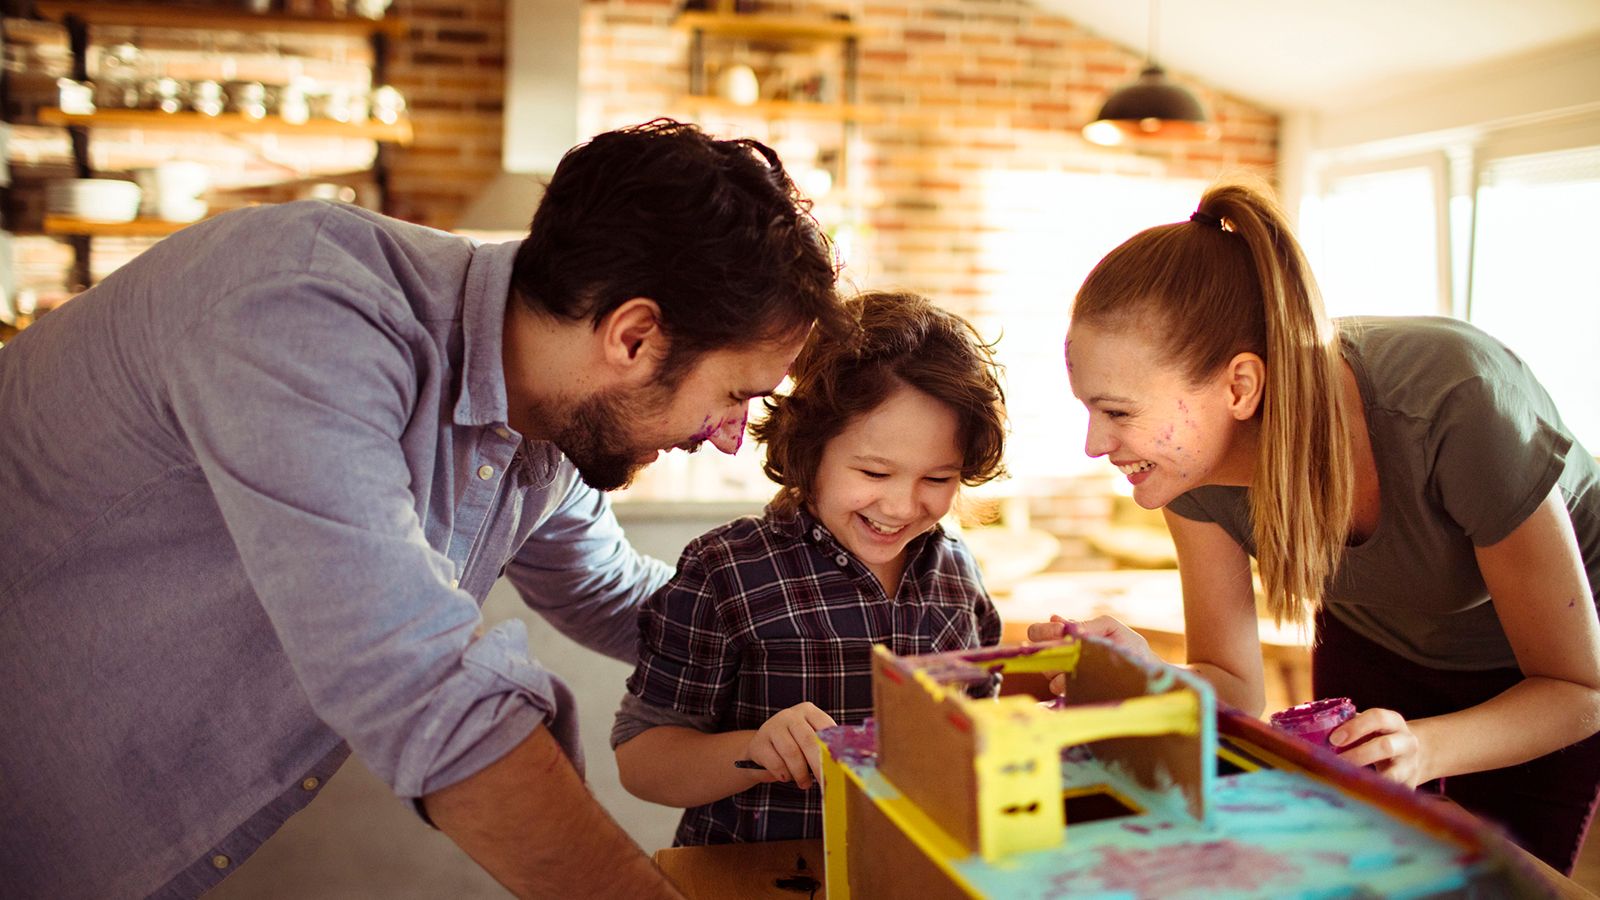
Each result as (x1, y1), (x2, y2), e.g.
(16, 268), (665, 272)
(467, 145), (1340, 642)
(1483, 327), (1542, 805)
(732, 758), (766, 770)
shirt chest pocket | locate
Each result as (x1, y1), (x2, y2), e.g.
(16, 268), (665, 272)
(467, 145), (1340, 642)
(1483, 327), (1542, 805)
(742, 635), (880, 720)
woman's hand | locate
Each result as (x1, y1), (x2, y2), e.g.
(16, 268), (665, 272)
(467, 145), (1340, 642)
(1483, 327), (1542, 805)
(1028, 614), (1157, 661)
(1026, 614), (1160, 693)
(1331, 707), (1430, 788)
(744, 702), (838, 790)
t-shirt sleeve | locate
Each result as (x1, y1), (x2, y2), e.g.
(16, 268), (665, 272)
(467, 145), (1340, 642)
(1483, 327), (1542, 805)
(624, 538), (739, 725)
(1430, 374), (1572, 547)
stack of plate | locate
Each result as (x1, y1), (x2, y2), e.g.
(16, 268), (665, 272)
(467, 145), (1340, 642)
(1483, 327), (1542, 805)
(45, 178), (143, 223)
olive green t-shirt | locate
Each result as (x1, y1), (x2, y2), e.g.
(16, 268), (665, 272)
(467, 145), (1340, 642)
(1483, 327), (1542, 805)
(1167, 316), (1600, 671)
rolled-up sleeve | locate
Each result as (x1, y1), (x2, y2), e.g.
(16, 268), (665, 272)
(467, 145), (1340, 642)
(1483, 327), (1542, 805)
(163, 272), (556, 798)
(503, 483), (672, 665)
(626, 542), (740, 722)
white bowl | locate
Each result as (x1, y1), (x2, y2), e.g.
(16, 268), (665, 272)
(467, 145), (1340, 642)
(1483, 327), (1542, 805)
(46, 178), (142, 222)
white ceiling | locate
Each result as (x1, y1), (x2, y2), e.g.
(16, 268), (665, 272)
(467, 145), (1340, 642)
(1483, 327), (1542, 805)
(1037, 0), (1600, 113)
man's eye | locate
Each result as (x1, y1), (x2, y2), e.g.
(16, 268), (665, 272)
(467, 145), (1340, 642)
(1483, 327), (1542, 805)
(925, 476), (954, 484)
(1104, 410), (1128, 420)
(860, 470), (888, 479)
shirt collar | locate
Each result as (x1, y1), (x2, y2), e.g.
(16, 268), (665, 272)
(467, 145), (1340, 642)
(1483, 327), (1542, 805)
(453, 239), (522, 428)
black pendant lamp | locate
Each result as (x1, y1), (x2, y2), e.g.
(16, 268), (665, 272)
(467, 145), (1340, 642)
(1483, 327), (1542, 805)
(1082, 0), (1217, 146)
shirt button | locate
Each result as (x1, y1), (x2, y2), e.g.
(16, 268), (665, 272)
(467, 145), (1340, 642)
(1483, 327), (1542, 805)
(211, 854), (231, 869)
(449, 578), (460, 589)
(811, 528), (823, 541)
(835, 553), (849, 567)
(477, 464), (494, 480)
(301, 776), (321, 791)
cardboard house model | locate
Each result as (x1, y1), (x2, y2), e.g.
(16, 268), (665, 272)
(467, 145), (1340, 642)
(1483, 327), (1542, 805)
(818, 636), (1552, 899)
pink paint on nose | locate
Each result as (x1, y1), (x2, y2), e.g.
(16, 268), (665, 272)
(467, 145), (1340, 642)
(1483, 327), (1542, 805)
(709, 410), (748, 454)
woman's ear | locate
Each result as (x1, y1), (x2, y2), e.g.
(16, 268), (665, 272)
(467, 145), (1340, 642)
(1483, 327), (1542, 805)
(1225, 352), (1265, 420)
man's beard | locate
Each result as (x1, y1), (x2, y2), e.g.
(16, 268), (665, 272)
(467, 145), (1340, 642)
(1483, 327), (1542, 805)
(545, 382), (668, 492)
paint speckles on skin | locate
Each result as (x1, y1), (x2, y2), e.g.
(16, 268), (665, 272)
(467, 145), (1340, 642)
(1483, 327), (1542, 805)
(688, 410), (749, 453)
(1079, 841), (1301, 899)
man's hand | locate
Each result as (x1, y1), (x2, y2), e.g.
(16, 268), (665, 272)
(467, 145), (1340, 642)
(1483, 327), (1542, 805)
(743, 702), (837, 790)
(424, 724), (683, 899)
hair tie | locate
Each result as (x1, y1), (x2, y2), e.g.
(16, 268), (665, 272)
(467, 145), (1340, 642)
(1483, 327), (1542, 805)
(1190, 210), (1221, 228)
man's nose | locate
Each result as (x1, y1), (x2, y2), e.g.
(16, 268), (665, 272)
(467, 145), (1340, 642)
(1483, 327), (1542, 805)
(708, 406), (749, 455)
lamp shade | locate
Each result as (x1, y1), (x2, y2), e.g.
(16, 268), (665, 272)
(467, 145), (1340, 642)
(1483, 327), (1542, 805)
(1082, 64), (1218, 146)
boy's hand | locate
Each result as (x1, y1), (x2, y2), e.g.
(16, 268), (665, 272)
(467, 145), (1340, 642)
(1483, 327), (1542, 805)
(745, 702), (838, 790)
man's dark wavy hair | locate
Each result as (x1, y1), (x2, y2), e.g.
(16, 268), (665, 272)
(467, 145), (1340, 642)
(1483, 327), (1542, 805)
(511, 119), (849, 378)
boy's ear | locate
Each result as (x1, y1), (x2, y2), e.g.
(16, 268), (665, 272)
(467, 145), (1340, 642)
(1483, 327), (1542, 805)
(599, 298), (666, 379)
(1225, 351), (1265, 420)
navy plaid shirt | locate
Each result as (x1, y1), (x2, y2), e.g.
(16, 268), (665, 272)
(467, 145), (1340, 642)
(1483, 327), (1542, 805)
(624, 501), (1000, 845)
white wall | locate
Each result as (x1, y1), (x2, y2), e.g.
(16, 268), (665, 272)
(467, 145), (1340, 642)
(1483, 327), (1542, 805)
(1279, 33), (1600, 221)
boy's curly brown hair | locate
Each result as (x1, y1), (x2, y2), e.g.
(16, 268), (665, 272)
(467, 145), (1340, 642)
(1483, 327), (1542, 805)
(752, 290), (1007, 511)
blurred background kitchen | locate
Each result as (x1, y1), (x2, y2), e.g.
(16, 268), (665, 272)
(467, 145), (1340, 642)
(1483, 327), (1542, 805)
(1, 0), (1596, 894)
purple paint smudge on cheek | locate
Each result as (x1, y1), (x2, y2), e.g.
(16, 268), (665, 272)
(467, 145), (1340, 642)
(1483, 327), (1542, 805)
(689, 415), (717, 443)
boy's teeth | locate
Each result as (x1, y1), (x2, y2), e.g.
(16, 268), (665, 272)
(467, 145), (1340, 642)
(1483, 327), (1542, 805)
(1117, 461), (1154, 475)
(864, 516), (900, 534)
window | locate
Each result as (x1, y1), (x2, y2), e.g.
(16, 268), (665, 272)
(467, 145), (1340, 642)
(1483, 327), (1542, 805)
(1303, 162), (1447, 320)
(973, 171), (1208, 481)
(1468, 145), (1600, 448)
(1306, 122), (1600, 450)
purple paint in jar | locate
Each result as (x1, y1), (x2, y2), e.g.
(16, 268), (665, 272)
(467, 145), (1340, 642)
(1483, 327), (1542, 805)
(1268, 697), (1355, 749)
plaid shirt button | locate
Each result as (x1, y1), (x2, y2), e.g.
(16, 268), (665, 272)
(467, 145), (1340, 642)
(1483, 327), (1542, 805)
(812, 527), (823, 541)
(834, 553), (849, 566)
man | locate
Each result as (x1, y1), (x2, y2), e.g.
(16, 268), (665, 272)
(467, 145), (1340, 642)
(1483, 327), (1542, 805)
(0, 120), (848, 898)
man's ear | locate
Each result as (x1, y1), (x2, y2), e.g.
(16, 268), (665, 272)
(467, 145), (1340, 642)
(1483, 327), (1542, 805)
(1225, 351), (1265, 420)
(599, 298), (665, 377)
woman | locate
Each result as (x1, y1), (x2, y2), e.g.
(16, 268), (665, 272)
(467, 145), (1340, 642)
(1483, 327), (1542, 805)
(1038, 178), (1600, 873)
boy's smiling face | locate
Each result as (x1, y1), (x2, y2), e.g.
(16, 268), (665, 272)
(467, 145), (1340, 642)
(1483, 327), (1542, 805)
(808, 382), (963, 592)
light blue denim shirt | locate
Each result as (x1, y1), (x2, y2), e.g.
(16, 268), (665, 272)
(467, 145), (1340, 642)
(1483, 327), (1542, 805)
(0, 201), (671, 898)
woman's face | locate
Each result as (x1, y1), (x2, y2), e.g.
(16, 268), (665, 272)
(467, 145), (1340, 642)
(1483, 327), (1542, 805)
(1065, 321), (1256, 509)
(808, 383), (963, 592)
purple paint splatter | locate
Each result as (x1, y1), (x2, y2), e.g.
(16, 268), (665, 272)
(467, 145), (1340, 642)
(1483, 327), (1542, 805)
(688, 410), (749, 453)
(818, 719), (878, 766)
(1081, 840), (1301, 898)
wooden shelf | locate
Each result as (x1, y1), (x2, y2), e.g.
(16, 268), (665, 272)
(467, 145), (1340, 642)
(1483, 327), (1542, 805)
(33, 1), (407, 39)
(43, 214), (200, 238)
(677, 96), (880, 123)
(37, 108), (414, 144)
(673, 11), (864, 42)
